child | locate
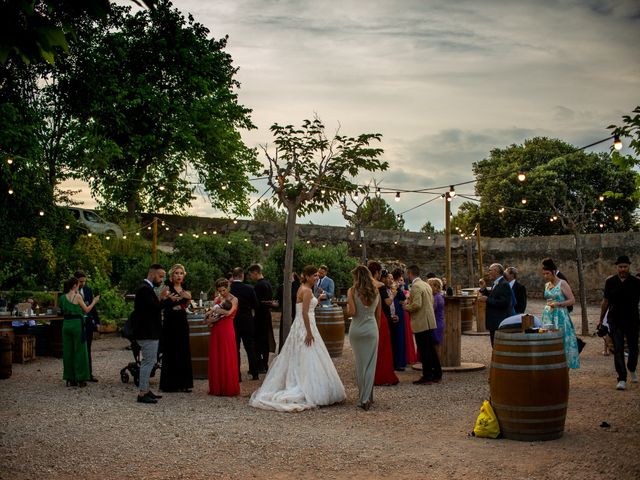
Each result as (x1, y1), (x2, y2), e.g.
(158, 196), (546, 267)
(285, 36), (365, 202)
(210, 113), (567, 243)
(205, 298), (233, 324)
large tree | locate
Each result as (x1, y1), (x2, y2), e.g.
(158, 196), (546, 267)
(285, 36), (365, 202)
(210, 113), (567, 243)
(253, 202), (287, 224)
(469, 137), (637, 237)
(263, 117), (387, 340)
(61, 0), (260, 218)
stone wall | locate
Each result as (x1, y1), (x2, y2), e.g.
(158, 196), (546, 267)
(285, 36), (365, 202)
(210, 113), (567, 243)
(141, 213), (640, 301)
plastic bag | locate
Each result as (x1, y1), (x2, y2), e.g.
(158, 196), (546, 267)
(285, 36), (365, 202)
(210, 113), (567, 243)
(472, 400), (500, 438)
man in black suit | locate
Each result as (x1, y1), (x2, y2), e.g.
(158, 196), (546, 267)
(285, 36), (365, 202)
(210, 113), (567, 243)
(230, 267), (260, 381)
(132, 264), (176, 404)
(75, 271), (100, 382)
(248, 264), (276, 373)
(478, 263), (513, 347)
(505, 267), (527, 314)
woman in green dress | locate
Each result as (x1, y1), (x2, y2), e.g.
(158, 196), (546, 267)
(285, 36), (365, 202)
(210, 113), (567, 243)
(60, 277), (100, 387)
(346, 265), (381, 411)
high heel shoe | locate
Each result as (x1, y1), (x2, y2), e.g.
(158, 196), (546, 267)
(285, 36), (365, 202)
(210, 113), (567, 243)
(66, 380), (78, 387)
(78, 381), (87, 387)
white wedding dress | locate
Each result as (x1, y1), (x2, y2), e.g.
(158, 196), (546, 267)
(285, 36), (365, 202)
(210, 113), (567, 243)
(249, 297), (346, 412)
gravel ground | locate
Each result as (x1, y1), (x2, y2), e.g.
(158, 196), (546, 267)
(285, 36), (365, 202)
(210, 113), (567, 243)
(1, 300), (639, 480)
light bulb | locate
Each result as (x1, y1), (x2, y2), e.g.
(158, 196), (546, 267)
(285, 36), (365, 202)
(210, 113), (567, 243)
(39, 210), (44, 216)
(448, 186), (456, 198)
(517, 173), (526, 182)
(521, 198), (527, 204)
(613, 135), (622, 151)
(8, 188), (13, 195)
(395, 192), (400, 202)
(599, 195), (605, 202)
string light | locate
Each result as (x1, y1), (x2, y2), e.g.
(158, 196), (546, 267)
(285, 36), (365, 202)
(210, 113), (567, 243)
(136, 232), (140, 236)
(65, 225), (70, 229)
(395, 192), (401, 202)
(233, 219), (238, 224)
(375, 187), (381, 198)
(448, 186), (456, 199)
(499, 207), (505, 213)
(517, 173), (526, 182)
(221, 185), (227, 190)
(613, 135), (623, 151)
(39, 210), (44, 216)
(105, 236), (110, 240)
(599, 195), (605, 202)
(521, 198), (527, 205)
(613, 214), (619, 221)
(87, 233), (92, 237)
(159, 186), (165, 191)
(6, 158), (13, 165)
(265, 243), (269, 247)
(320, 188), (326, 195)
(8, 188), (13, 195)
(123, 235), (127, 239)
(354, 191), (359, 200)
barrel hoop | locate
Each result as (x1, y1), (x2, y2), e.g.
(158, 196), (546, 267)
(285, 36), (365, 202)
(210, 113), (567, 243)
(491, 361), (567, 370)
(496, 415), (567, 424)
(495, 340), (563, 346)
(501, 426), (564, 435)
(189, 332), (211, 337)
(493, 350), (565, 358)
(191, 356), (209, 361)
(492, 402), (568, 412)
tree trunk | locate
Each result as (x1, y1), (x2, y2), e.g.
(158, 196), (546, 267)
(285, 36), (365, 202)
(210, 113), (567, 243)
(573, 231), (589, 335)
(281, 205), (298, 344)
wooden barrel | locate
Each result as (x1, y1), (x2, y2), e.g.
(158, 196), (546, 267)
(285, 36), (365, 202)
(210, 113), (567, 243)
(315, 305), (345, 357)
(0, 322), (14, 347)
(460, 297), (474, 332)
(0, 335), (12, 379)
(490, 331), (569, 441)
(188, 314), (209, 379)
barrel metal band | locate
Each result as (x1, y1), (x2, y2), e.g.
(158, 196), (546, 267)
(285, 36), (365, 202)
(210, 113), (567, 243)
(492, 402), (568, 412)
(493, 350), (565, 357)
(496, 340), (563, 346)
(495, 415), (566, 424)
(491, 361), (567, 370)
(189, 332), (210, 337)
(192, 356), (208, 361)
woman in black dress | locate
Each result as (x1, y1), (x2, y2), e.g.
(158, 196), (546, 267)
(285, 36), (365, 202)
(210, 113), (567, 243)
(159, 264), (194, 393)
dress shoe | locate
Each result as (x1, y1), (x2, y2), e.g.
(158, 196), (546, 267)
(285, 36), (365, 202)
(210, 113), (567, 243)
(413, 377), (433, 385)
(252, 375), (259, 380)
(137, 393), (157, 404)
(147, 391), (162, 399)
(181, 388), (192, 393)
(89, 376), (98, 382)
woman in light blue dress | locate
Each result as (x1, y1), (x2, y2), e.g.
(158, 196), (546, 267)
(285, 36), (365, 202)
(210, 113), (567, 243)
(346, 265), (381, 410)
(540, 262), (580, 369)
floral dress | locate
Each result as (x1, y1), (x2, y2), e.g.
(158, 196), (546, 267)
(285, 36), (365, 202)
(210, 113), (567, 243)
(540, 280), (580, 369)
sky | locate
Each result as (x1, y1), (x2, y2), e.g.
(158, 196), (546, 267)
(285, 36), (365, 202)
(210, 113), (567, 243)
(65, 0), (640, 231)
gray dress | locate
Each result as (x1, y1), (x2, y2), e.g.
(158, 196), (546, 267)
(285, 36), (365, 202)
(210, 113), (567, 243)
(348, 293), (379, 407)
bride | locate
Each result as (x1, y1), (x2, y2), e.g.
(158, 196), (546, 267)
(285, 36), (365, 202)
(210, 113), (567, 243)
(249, 265), (346, 412)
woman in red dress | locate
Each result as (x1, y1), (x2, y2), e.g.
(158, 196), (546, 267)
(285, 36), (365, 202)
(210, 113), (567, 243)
(206, 278), (240, 396)
(367, 262), (399, 386)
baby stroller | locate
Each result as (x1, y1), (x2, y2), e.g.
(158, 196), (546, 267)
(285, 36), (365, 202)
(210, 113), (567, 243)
(120, 314), (161, 386)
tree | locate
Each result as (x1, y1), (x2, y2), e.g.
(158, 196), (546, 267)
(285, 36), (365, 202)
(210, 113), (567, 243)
(253, 202), (287, 224)
(419, 220), (441, 235)
(263, 116), (387, 340)
(609, 105), (640, 161)
(350, 196), (405, 231)
(61, 0), (260, 218)
(472, 138), (638, 237)
(0, 0), (157, 65)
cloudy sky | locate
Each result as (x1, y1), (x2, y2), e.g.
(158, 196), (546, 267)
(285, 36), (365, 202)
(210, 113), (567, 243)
(69, 0), (640, 230)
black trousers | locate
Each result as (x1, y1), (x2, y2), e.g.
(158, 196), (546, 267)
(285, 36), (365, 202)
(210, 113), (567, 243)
(234, 322), (259, 380)
(85, 321), (94, 376)
(414, 329), (442, 381)
(610, 323), (639, 382)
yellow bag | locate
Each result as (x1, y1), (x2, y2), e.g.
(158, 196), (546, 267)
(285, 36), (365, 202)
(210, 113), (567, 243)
(473, 400), (501, 438)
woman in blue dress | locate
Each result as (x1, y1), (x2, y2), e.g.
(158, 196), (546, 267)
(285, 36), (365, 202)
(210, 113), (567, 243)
(540, 261), (580, 369)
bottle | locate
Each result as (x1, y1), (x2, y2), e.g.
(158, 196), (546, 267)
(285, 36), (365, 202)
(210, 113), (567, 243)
(199, 291), (204, 307)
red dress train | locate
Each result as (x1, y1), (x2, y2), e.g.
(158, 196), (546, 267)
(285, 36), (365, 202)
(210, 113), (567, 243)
(374, 311), (399, 386)
(208, 306), (240, 396)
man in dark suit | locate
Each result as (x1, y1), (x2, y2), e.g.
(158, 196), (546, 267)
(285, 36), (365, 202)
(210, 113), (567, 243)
(75, 271), (100, 382)
(248, 264), (276, 373)
(505, 267), (527, 314)
(478, 263), (513, 347)
(132, 264), (176, 404)
(230, 267), (260, 381)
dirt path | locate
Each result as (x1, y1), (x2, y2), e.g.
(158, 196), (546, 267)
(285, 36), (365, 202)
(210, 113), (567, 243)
(1, 300), (639, 479)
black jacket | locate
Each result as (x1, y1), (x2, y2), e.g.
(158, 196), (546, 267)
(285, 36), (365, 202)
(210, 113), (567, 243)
(484, 277), (513, 331)
(132, 281), (167, 340)
(230, 280), (259, 331)
(79, 285), (100, 330)
(513, 281), (527, 314)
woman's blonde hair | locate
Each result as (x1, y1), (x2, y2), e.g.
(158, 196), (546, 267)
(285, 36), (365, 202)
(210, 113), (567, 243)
(427, 277), (443, 293)
(351, 265), (378, 306)
(169, 263), (186, 280)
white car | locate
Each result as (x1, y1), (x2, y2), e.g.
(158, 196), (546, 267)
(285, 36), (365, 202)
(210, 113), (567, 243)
(68, 207), (124, 238)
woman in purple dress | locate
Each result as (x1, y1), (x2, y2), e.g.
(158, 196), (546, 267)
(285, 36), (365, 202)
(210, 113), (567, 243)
(427, 278), (445, 345)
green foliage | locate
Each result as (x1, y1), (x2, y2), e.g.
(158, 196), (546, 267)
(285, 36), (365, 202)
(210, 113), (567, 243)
(470, 137), (639, 236)
(253, 202), (287, 224)
(69, 235), (113, 278)
(350, 197), (405, 231)
(419, 220), (440, 234)
(90, 272), (131, 324)
(263, 241), (357, 293)
(609, 106), (640, 161)
(60, 0), (260, 217)
(3, 237), (57, 289)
